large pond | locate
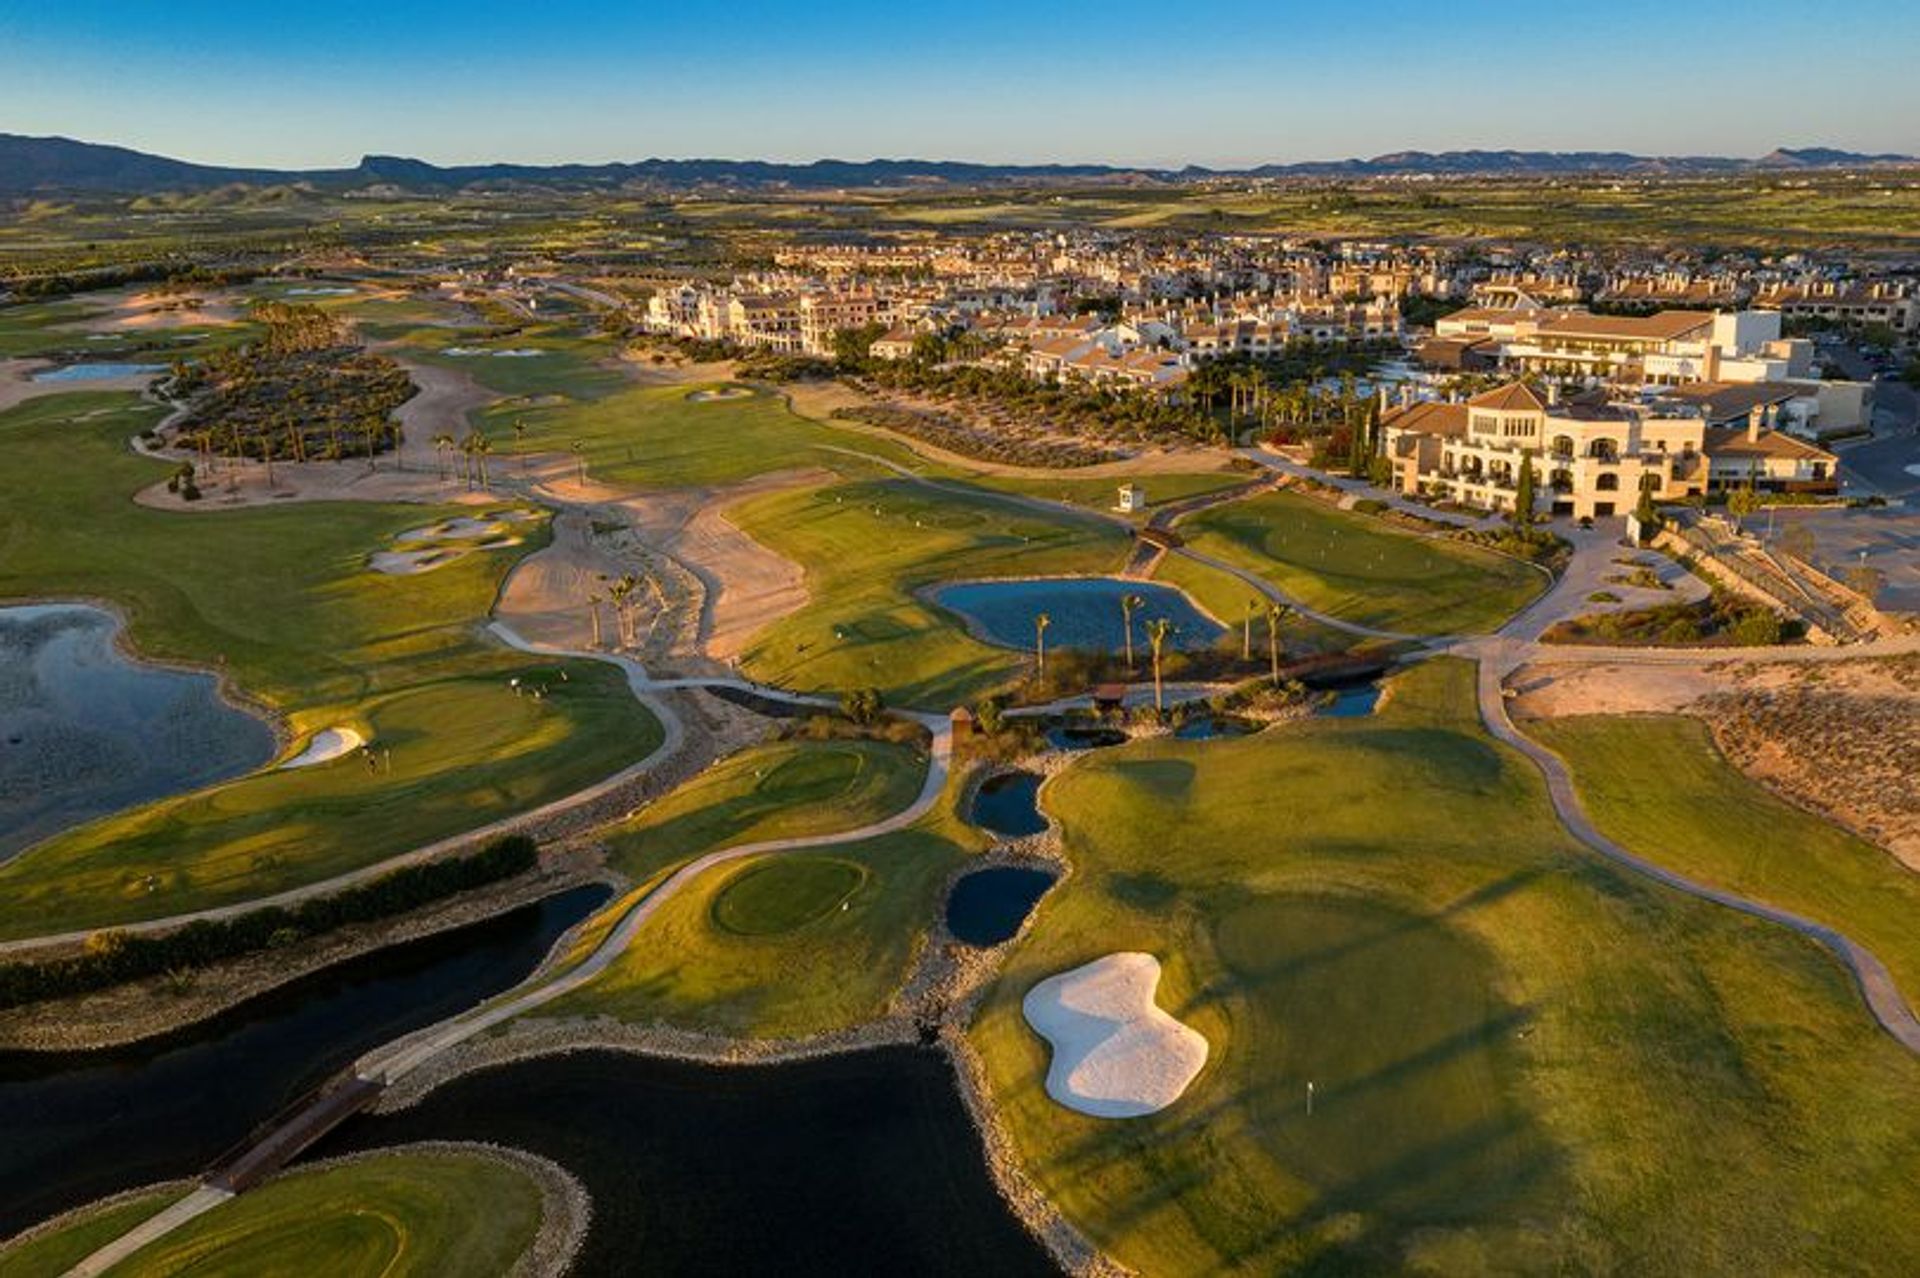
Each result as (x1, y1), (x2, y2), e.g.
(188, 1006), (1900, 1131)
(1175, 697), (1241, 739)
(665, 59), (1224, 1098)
(0, 604), (276, 859)
(946, 868), (1057, 948)
(0, 885), (607, 1235)
(933, 578), (1223, 653)
(323, 1047), (1059, 1277)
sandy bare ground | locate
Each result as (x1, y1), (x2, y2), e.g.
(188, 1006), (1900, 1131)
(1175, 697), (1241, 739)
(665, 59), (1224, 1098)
(1022, 952), (1209, 1119)
(279, 727), (365, 770)
(494, 509), (638, 651)
(57, 287), (244, 332)
(0, 358), (161, 412)
(671, 470), (826, 659)
(1514, 653), (1920, 868)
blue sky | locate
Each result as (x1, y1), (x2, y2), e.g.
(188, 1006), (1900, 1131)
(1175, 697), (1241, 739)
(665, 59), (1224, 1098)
(2, 1), (1916, 168)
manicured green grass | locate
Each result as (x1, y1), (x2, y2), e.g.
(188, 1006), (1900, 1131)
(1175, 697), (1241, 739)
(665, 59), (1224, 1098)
(1181, 489), (1545, 634)
(480, 380), (924, 491)
(0, 392), (659, 936)
(0, 300), (103, 355)
(971, 659), (1920, 1275)
(388, 323), (629, 402)
(969, 471), (1248, 520)
(732, 476), (1130, 707)
(111, 1150), (543, 1277)
(601, 738), (927, 885)
(547, 799), (976, 1039)
(711, 856), (867, 934)
(1530, 712), (1920, 1002)
(0, 1188), (182, 1278)
(1151, 547), (1352, 656)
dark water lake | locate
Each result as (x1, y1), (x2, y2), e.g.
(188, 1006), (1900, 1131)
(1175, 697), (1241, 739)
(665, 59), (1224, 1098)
(325, 1047), (1059, 1277)
(29, 362), (164, 381)
(1044, 724), (1128, 752)
(946, 868), (1057, 948)
(0, 886), (607, 1235)
(1173, 714), (1258, 740)
(934, 577), (1222, 653)
(0, 603), (276, 860)
(1320, 682), (1384, 718)
(970, 770), (1047, 838)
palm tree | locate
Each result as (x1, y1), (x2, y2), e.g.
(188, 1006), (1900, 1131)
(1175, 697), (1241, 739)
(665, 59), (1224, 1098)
(512, 418), (528, 474)
(586, 591), (604, 648)
(1266, 602), (1291, 685)
(1145, 618), (1173, 713)
(1120, 593), (1143, 673)
(472, 432), (493, 488)
(432, 432), (454, 482)
(607, 574), (639, 648)
(1243, 597), (1260, 661)
(571, 439), (587, 486)
(1033, 612), (1051, 679)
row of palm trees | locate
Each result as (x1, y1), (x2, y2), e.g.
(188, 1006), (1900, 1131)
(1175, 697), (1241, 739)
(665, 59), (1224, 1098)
(1033, 593), (1295, 714)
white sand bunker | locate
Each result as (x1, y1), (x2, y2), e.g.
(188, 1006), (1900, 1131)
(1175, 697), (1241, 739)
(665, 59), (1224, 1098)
(280, 726), (365, 769)
(397, 516), (511, 542)
(1022, 952), (1209, 1119)
(687, 386), (753, 403)
(369, 548), (457, 575)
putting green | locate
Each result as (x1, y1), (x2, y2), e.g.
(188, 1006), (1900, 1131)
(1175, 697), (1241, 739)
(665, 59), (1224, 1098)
(971, 659), (1920, 1274)
(711, 857), (867, 935)
(602, 739), (926, 885)
(550, 797), (978, 1039)
(1179, 489), (1546, 634)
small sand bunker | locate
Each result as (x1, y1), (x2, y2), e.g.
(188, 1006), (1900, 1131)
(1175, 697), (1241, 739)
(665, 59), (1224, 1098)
(687, 386), (753, 403)
(1022, 952), (1209, 1118)
(280, 726), (365, 769)
(369, 549), (456, 575)
(397, 516), (510, 543)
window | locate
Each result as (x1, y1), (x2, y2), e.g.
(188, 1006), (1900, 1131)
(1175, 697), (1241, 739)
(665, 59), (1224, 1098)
(1588, 438), (1619, 462)
(1596, 473), (1620, 492)
(1550, 434), (1575, 457)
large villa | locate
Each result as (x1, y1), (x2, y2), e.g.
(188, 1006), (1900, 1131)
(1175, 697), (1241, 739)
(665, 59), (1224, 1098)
(1381, 381), (1839, 520)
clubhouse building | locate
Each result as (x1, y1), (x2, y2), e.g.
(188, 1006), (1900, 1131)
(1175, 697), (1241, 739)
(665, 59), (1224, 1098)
(1380, 382), (1837, 521)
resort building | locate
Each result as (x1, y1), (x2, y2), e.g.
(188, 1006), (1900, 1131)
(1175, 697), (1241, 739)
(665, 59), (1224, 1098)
(1753, 279), (1918, 334)
(1381, 381), (1838, 518)
(1433, 307), (1812, 386)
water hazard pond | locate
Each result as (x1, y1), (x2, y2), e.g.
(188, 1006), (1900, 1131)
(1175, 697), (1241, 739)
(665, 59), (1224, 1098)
(0, 886), (609, 1235)
(933, 577), (1223, 653)
(0, 604), (276, 859)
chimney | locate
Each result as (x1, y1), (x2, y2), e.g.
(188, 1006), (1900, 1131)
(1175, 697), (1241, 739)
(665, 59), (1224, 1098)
(1546, 380), (1560, 407)
(1747, 405), (1764, 443)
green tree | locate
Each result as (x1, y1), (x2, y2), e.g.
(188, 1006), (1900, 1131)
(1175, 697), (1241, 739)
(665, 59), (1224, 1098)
(1511, 449), (1537, 533)
(1033, 612), (1051, 679)
(1120, 593), (1144, 673)
(1266, 601), (1291, 685)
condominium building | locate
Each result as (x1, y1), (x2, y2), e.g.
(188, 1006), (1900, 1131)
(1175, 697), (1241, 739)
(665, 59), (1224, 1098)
(1754, 280), (1918, 334)
(1434, 307), (1813, 386)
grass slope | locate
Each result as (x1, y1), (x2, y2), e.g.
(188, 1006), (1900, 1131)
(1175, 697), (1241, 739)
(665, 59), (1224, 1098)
(0, 392), (658, 936)
(112, 1150), (543, 1277)
(549, 776), (976, 1040)
(1531, 712), (1920, 1002)
(971, 660), (1920, 1275)
(1180, 489), (1545, 635)
(732, 476), (1130, 707)
(0, 1189), (182, 1278)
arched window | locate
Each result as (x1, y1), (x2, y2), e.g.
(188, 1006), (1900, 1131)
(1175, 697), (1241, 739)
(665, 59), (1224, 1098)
(1550, 468), (1574, 492)
(1596, 472), (1620, 492)
(1588, 438), (1619, 462)
(1550, 434), (1575, 457)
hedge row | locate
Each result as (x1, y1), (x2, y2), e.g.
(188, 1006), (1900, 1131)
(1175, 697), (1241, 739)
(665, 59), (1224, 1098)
(0, 835), (539, 1010)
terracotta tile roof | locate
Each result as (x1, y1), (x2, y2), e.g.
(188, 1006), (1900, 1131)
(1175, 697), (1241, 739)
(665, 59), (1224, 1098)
(1381, 400), (1470, 437)
(1703, 427), (1836, 462)
(1467, 383), (1547, 412)
(1535, 310), (1713, 342)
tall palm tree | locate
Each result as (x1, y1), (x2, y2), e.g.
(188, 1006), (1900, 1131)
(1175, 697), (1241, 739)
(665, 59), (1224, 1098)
(571, 439), (587, 486)
(1120, 593), (1144, 673)
(513, 418), (528, 474)
(432, 432), (454, 482)
(1146, 618), (1173, 713)
(586, 591), (604, 649)
(1243, 597), (1260, 661)
(1033, 612), (1051, 679)
(472, 432), (493, 488)
(1266, 602), (1291, 686)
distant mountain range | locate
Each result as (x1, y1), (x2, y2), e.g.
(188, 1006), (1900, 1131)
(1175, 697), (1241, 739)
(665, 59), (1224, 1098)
(2, 133), (1915, 197)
